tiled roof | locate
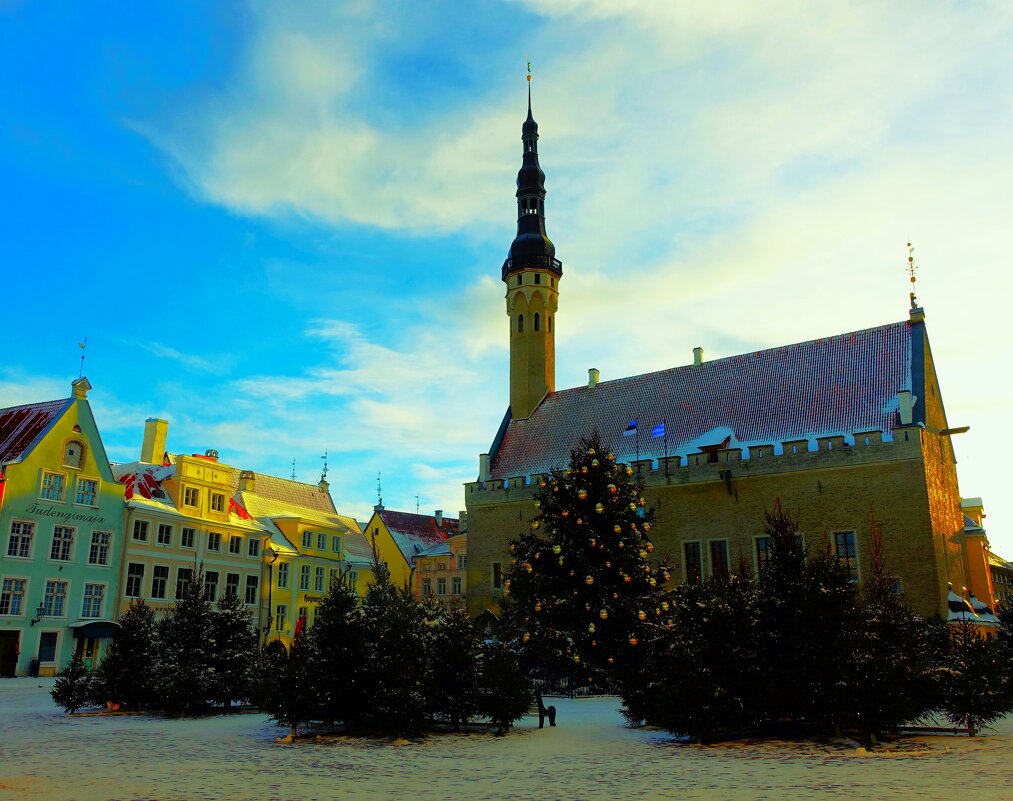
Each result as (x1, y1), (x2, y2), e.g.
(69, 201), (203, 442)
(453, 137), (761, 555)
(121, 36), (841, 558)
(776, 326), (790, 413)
(416, 541), (452, 558)
(227, 470), (336, 515)
(0, 399), (70, 464)
(378, 510), (459, 565)
(343, 530), (376, 566)
(490, 321), (913, 479)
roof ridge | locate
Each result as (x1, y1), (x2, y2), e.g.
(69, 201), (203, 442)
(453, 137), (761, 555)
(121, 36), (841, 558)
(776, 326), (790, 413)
(0, 397), (68, 415)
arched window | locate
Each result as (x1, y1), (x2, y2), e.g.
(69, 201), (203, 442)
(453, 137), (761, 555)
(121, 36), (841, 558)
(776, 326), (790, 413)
(548, 316), (552, 333)
(517, 315), (524, 333)
(63, 440), (85, 469)
(534, 313), (540, 331)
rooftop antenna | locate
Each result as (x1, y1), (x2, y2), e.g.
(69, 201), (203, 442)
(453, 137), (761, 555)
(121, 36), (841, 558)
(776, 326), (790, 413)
(906, 242), (918, 309)
(320, 449), (329, 482)
(415, 492), (420, 514)
(290, 459), (296, 481)
(78, 337), (87, 379)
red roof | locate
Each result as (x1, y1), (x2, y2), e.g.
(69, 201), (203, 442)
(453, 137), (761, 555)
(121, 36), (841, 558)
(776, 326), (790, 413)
(490, 321), (914, 480)
(0, 399), (70, 464)
(378, 510), (459, 565)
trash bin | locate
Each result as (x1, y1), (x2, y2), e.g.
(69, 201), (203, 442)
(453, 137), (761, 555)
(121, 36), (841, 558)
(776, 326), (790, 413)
(28, 659), (40, 678)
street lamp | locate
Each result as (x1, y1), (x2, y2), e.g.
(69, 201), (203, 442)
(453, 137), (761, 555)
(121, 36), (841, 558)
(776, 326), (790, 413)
(30, 603), (45, 627)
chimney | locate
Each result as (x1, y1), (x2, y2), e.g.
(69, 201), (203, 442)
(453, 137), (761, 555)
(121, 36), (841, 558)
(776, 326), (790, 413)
(458, 510), (468, 535)
(588, 368), (600, 388)
(479, 453), (491, 482)
(141, 418), (169, 464)
(238, 470), (255, 492)
(693, 347), (704, 367)
(434, 509), (443, 528)
(897, 390), (914, 425)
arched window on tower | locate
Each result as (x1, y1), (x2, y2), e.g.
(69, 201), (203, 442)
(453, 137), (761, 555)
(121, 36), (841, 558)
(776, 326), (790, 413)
(534, 313), (540, 331)
(548, 316), (552, 333)
(517, 315), (524, 333)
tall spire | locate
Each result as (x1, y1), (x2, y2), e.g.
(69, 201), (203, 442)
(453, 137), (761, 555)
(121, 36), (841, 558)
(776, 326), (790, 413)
(502, 73), (562, 282)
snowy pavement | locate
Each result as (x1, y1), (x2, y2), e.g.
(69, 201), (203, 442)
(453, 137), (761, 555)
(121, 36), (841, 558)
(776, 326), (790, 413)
(2, 679), (1011, 801)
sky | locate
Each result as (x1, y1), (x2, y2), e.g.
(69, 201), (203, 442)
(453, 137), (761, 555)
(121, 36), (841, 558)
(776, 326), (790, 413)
(2, 1), (1012, 554)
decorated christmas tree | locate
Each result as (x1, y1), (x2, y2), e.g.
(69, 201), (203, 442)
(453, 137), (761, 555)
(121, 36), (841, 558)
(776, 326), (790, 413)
(502, 431), (672, 687)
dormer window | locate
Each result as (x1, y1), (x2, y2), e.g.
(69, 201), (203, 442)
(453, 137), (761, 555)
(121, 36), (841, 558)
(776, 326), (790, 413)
(63, 441), (85, 469)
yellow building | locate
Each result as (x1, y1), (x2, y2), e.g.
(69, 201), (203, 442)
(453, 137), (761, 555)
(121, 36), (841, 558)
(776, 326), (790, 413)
(413, 532), (468, 606)
(363, 506), (459, 589)
(465, 95), (991, 622)
(0, 379), (125, 676)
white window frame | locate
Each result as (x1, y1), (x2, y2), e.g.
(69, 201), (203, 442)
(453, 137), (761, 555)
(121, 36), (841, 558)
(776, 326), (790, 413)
(7, 520), (34, 559)
(132, 519), (149, 542)
(181, 527), (195, 549)
(0, 576), (28, 616)
(157, 523), (173, 546)
(88, 530), (111, 566)
(331, 535), (341, 553)
(302, 531), (313, 548)
(151, 565), (170, 600)
(42, 579), (68, 617)
(225, 572), (240, 598)
(183, 486), (199, 508)
(229, 535), (242, 555)
(50, 526), (75, 562)
(277, 562), (290, 589)
(40, 471), (66, 502)
(314, 567), (324, 592)
(210, 492), (225, 513)
(74, 476), (99, 506)
(451, 576), (462, 595)
(683, 540), (703, 585)
(754, 535), (773, 576)
(316, 532), (326, 550)
(207, 531), (221, 552)
(275, 603), (288, 632)
(244, 575), (258, 605)
(248, 538), (260, 558)
(204, 571), (219, 602)
(125, 563), (145, 598)
(175, 568), (193, 600)
(299, 565), (311, 591)
(81, 582), (106, 618)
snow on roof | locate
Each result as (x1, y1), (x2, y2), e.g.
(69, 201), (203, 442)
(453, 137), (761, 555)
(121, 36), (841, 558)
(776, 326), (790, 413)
(415, 540), (452, 559)
(490, 320), (914, 480)
(376, 509), (459, 566)
(0, 398), (71, 464)
(343, 531), (375, 567)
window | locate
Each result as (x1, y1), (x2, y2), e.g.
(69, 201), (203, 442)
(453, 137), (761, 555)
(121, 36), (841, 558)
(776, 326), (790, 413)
(181, 527), (195, 548)
(81, 583), (104, 618)
(534, 272), (541, 284)
(7, 521), (33, 558)
(331, 535), (341, 553)
(835, 531), (859, 582)
(297, 606), (307, 624)
(245, 575), (258, 605)
(208, 532), (221, 552)
(457, 554), (467, 570)
(491, 562), (503, 590)
(451, 576), (462, 595)
(0, 578), (26, 615)
(126, 563), (145, 597)
(348, 570), (358, 587)
(756, 537), (773, 575)
(132, 520), (149, 542)
(151, 566), (169, 599)
(204, 571), (219, 602)
(276, 604), (288, 631)
(225, 573), (240, 598)
(248, 539), (260, 558)
(277, 562), (290, 589)
(41, 472), (65, 501)
(314, 567), (325, 592)
(157, 524), (172, 546)
(710, 540), (729, 580)
(63, 440), (85, 468)
(88, 531), (110, 565)
(684, 541), (702, 585)
(43, 580), (67, 617)
(516, 274), (522, 286)
(176, 568), (193, 599)
(316, 532), (326, 550)
(534, 313), (540, 331)
(548, 316), (552, 333)
(183, 487), (199, 507)
(75, 478), (98, 506)
(210, 493), (225, 513)
(300, 565), (311, 591)
(437, 577), (447, 596)
(329, 568), (339, 587)
(422, 578), (432, 596)
(302, 531), (313, 548)
(437, 562), (447, 571)
(517, 315), (524, 333)
(229, 535), (242, 555)
(51, 526), (74, 561)
(423, 562), (433, 572)
(38, 632), (58, 663)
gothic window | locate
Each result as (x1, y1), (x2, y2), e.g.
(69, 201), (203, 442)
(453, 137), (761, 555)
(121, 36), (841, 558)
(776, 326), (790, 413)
(517, 315), (524, 333)
(534, 313), (540, 331)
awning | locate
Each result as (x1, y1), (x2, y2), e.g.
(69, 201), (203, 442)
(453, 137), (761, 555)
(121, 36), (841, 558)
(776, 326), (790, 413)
(68, 619), (120, 639)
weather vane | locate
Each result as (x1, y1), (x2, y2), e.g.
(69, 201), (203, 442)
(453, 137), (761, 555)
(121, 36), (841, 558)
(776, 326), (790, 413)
(78, 337), (87, 379)
(906, 242), (918, 309)
(415, 492), (420, 514)
(527, 56), (532, 82)
(320, 449), (329, 481)
(290, 459), (296, 481)
(376, 472), (383, 507)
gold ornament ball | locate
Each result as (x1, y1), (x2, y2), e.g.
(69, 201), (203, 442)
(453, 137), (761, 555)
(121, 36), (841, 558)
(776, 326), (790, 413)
(504, 579), (512, 588)
(531, 520), (540, 530)
(628, 636), (639, 646)
(628, 503), (637, 512)
(558, 557), (564, 565)
(591, 458), (600, 467)
(588, 447), (596, 456)
(585, 575), (594, 585)
(638, 610), (647, 621)
(595, 503), (604, 514)
(649, 577), (657, 587)
(562, 509), (570, 517)
(646, 542), (654, 552)
(599, 609), (608, 620)
(605, 560), (612, 568)
(588, 623), (596, 634)
(607, 453), (615, 462)
(539, 480), (547, 489)
(638, 498), (646, 507)
(626, 466), (634, 476)
(661, 601), (670, 612)
(618, 540), (625, 548)
(613, 524), (622, 534)
(523, 562), (532, 573)
(569, 569), (575, 577)
(563, 469), (572, 478)
(642, 522), (652, 533)
(607, 483), (618, 495)
(577, 489), (588, 500)
(581, 465), (589, 475)
(534, 602), (543, 612)
(623, 575), (632, 583)
(576, 518), (584, 526)
(522, 632), (530, 643)
(612, 592), (619, 600)
(590, 538), (597, 548)
(608, 656), (615, 664)
(552, 544), (562, 555)
(639, 549), (647, 559)
(534, 499), (541, 508)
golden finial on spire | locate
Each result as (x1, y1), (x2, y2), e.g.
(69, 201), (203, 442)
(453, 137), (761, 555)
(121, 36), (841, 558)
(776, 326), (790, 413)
(527, 56), (532, 82)
(906, 242), (918, 309)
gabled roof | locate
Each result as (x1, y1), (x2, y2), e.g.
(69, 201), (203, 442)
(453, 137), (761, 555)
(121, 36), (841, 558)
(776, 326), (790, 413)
(0, 399), (71, 465)
(224, 468), (336, 515)
(490, 320), (915, 479)
(416, 540), (452, 559)
(375, 509), (459, 566)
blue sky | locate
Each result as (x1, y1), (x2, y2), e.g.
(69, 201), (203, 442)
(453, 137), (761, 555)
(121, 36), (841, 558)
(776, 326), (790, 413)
(3, 1), (1012, 554)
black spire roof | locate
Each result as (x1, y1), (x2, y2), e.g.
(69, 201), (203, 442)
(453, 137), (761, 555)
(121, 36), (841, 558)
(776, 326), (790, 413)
(502, 85), (562, 281)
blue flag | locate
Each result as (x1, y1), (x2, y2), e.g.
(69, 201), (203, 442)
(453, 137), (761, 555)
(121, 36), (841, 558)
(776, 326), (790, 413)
(623, 420), (638, 436)
(652, 422), (666, 438)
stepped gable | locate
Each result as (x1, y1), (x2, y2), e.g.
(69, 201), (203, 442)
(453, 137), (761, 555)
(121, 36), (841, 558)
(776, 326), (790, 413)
(380, 510), (459, 565)
(490, 320), (913, 480)
(0, 399), (70, 464)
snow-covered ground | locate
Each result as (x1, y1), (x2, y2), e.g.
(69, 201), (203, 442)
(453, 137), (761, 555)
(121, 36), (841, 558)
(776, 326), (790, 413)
(2, 679), (1011, 801)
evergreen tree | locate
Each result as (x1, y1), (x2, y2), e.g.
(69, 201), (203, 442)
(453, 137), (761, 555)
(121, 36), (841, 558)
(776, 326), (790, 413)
(96, 598), (157, 710)
(939, 619), (1012, 735)
(361, 560), (433, 735)
(503, 431), (671, 687)
(262, 624), (318, 738)
(430, 598), (484, 729)
(156, 564), (215, 716)
(211, 590), (258, 709)
(51, 647), (94, 714)
(478, 643), (534, 735)
(307, 571), (367, 728)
